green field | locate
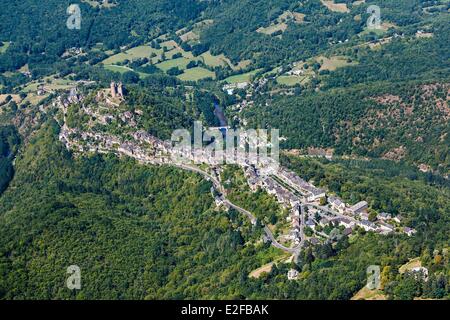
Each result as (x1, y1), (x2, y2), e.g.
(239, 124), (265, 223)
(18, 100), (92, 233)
(155, 57), (192, 72)
(276, 76), (303, 86)
(224, 69), (262, 84)
(315, 55), (356, 71)
(102, 45), (162, 65)
(177, 67), (215, 81)
(104, 64), (150, 79)
(21, 76), (73, 93)
(166, 46), (195, 60)
(160, 40), (178, 50)
(104, 64), (134, 74)
(100, 39), (253, 79)
(199, 51), (230, 67)
(101, 41), (250, 77)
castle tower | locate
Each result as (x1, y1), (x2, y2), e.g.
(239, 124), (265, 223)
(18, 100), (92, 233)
(117, 82), (124, 98)
(110, 82), (117, 98)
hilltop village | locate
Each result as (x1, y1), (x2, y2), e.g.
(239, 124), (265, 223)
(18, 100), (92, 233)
(55, 83), (416, 267)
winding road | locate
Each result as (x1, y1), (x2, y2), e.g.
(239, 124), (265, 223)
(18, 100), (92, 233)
(174, 163), (302, 254)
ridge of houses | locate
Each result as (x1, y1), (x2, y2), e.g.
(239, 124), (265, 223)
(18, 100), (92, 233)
(57, 86), (416, 252)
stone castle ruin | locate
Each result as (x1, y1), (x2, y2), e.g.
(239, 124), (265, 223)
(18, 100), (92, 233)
(110, 81), (124, 98)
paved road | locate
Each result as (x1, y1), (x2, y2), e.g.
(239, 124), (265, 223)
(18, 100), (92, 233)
(174, 163), (301, 254)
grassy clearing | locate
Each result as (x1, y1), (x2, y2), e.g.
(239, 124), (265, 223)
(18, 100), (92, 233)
(104, 65), (151, 79)
(160, 40), (178, 50)
(320, 0), (350, 13)
(235, 60), (252, 70)
(177, 67), (215, 82)
(279, 11), (305, 24)
(166, 47), (194, 60)
(180, 31), (199, 43)
(257, 23), (288, 35)
(0, 42), (10, 54)
(353, 0), (366, 5)
(21, 76), (73, 93)
(0, 92), (48, 107)
(224, 69), (262, 84)
(257, 10), (305, 36)
(249, 262), (274, 279)
(315, 55), (355, 71)
(249, 250), (290, 278)
(351, 286), (387, 300)
(200, 51), (251, 71)
(101, 34), (251, 78)
(102, 45), (162, 65)
(155, 57), (191, 72)
(177, 20), (213, 43)
(276, 76), (304, 86)
(24, 93), (50, 105)
(399, 257), (422, 274)
(104, 64), (133, 74)
(18, 64), (29, 73)
(199, 51), (230, 68)
(360, 22), (397, 37)
(0, 94), (22, 104)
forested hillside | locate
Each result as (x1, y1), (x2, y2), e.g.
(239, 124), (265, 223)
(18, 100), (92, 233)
(1, 123), (447, 299)
(0, 126), (20, 195)
(0, 123), (264, 299)
(0, 0), (205, 82)
(240, 80), (450, 173)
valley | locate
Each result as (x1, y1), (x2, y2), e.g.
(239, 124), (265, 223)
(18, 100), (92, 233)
(0, 0), (448, 301)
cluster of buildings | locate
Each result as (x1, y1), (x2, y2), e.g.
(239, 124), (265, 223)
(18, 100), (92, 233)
(286, 204), (302, 246)
(264, 178), (299, 209)
(278, 169), (326, 202)
(244, 166), (298, 208)
(222, 82), (249, 95)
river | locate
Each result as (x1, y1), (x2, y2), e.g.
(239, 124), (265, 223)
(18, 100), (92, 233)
(213, 100), (228, 127)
